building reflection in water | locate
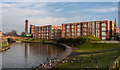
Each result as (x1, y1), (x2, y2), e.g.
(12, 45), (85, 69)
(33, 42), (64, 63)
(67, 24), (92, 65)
(2, 43), (64, 68)
(28, 43), (64, 58)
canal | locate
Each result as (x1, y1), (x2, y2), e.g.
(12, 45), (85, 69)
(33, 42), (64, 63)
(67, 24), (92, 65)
(2, 43), (65, 68)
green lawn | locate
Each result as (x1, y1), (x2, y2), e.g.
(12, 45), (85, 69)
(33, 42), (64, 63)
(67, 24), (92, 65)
(23, 38), (52, 43)
(73, 43), (119, 52)
(57, 51), (119, 68)
(56, 43), (119, 68)
(0, 42), (9, 47)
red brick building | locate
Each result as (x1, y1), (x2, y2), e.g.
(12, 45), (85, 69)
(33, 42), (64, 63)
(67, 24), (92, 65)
(30, 25), (62, 39)
(62, 20), (118, 40)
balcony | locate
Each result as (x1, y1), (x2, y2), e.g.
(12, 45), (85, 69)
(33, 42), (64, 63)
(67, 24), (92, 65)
(102, 32), (106, 36)
(101, 23), (106, 26)
(102, 28), (106, 31)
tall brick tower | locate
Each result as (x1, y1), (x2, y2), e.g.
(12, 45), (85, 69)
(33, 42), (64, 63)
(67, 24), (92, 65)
(25, 19), (28, 34)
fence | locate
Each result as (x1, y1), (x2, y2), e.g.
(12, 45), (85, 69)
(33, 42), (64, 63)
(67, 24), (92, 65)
(109, 56), (120, 70)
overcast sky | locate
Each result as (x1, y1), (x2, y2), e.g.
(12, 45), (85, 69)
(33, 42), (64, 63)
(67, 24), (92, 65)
(1, 2), (118, 34)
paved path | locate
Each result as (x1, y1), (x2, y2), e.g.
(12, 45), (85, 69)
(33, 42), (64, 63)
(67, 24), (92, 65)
(70, 49), (120, 57)
(98, 41), (120, 43)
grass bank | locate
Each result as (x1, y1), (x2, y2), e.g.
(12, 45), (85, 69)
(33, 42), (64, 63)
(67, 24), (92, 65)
(73, 43), (119, 52)
(22, 38), (53, 43)
(0, 42), (10, 47)
(0, 42), (10, 52)
(56, 43), (119, 68)
(57, 51), (119, 68)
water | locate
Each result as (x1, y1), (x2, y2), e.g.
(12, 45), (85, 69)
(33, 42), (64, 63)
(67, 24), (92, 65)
(2, 43), (64, 68)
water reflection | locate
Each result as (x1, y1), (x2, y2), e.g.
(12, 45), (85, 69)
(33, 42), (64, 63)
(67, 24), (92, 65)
(2, 43), (64, 68)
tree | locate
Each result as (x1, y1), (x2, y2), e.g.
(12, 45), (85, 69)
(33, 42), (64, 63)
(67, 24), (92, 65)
(6, 30), (18, 36)
(21, 32), (25, 37)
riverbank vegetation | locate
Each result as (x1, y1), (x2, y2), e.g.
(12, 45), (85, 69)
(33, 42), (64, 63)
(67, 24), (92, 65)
(21, 38), (53, 43)
(0, 42), (10, 51)
(0, 42), (10, 47)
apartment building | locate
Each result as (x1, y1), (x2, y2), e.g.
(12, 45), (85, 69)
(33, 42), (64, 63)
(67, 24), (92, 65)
(62, 20), (118, 40)
(30, 25), (62, 39)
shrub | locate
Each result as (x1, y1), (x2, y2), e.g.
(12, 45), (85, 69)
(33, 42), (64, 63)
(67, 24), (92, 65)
(78, 35), (100, 43)
(56, 35), (100, 46)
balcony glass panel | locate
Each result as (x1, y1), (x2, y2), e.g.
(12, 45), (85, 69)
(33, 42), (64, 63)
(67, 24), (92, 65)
(102, 22), (106, 26)
(102, 28), (106, 31)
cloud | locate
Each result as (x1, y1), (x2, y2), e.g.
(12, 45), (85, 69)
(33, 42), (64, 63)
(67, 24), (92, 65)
(29, 17), (66, 25)
(2, 2), (118, 34)
(2, 2), (50, 17)
(2, 3), (11, 7)
(84, 7), (117, 13)
(3, 8), (47, 17)
(2, 0), (120, 2)
(55, 8), (64, 12)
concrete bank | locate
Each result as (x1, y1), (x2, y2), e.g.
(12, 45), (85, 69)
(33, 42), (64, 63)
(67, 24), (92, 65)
(22, 41), (72, 69)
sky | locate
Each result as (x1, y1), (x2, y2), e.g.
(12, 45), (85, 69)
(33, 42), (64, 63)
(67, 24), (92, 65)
(1, 2), (119, 34)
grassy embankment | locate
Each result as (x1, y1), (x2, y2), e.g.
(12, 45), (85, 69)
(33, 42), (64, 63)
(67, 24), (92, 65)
(21, 38), (53, 43)
(73, 43), (119, 52)
(0, 42), (10, 51)
(57, 43), (119, 68)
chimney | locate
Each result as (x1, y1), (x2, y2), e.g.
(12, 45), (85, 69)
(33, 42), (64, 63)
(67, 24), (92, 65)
(25, 19), (28, 34)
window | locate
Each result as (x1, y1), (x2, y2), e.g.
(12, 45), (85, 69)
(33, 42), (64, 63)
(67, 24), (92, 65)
(83, 33), (86, 35)
(83, 29), (87, 32)
(102, 37), (106, 40)
(112, 29), (114, 32)
(77, 33), (80, 36)
(72, 29), (74, 32)
(77, 29), (80, 32)
(102, 32), (106, 36)
(67, 29), (69, 32)
(102, 22), (106, 26)
(102, 28), (106, 31)
(72, 33), (74, 36)
(71, 25), (74, 28)
(67, 25), (69, 28)
(55, 27), (57, 29)
(83, 24), (87, 27)
(112, 33), (114, 36)
(77, 24), (81, 28)
(67, 33), (70, 36)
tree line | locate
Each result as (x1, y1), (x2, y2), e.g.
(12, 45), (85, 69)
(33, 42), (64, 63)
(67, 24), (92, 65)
(3, 30), (25, 37)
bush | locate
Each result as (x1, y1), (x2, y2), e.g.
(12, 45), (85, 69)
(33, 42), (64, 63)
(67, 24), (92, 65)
(57, 38), (66, 43)
(78, 35), (100, 43)
(57, 35), (100, 46)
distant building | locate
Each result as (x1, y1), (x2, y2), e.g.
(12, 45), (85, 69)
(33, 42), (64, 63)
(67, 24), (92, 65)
(0, 32), (6, 42)
(27, 20), (118, 40)
(30, 25), (62, 39)
(0, 32), (3, 37)
(62, 20), (118, 40)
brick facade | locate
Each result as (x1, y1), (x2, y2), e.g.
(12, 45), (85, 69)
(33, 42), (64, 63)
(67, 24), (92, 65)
(28, 20), (118, 40)
(30, 25), (62, 39)
(62, 20), (118, 40)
